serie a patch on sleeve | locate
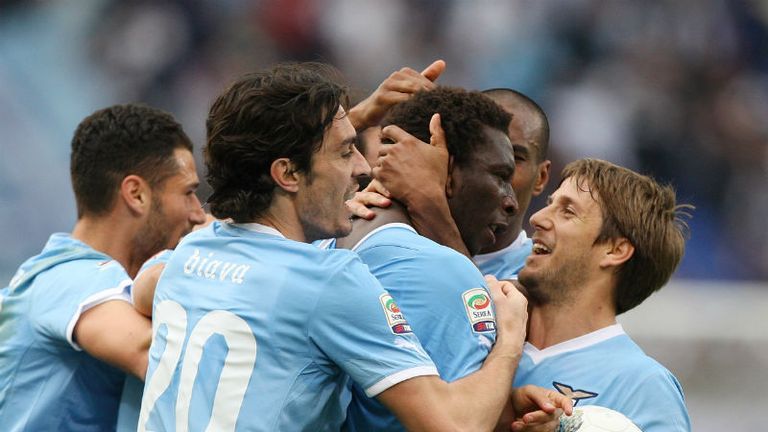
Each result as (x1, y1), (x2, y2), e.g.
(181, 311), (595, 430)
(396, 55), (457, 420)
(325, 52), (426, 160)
(379, 292), (413, 335)
(462, 288), (496, 333)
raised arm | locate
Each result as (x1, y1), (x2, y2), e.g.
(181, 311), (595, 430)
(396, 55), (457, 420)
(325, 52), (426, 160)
(347, 60), (446, 131)
(376, 276), (527, 431)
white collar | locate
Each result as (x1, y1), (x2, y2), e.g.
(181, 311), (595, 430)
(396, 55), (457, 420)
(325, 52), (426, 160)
(473, 230), (529, 265)
(524, 323), (625, 365)
(351, 223), (416, 251)
(229, 222), (286, 239)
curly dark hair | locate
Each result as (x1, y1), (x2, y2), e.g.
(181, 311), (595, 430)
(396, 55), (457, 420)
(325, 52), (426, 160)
(70, 103), (192, 218)
(382, 86), (511, 166)
(205, 62), (349, 222)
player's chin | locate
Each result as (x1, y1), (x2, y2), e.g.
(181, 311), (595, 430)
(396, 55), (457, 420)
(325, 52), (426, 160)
(320, 216), (353, 240)
(335, 218), (354, 238)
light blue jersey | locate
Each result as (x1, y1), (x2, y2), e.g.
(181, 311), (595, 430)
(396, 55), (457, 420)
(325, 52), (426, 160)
(0, 233), (132, 431)
(138, 221), (437, 432)
(117, 249), (175, 432)
(343, 223), (496, 432)
(514, 324), (691, 432)
(474, 231), (532, 280)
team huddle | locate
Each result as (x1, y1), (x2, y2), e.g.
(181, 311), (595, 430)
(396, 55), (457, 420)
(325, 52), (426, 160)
(0, 61), (692, 431)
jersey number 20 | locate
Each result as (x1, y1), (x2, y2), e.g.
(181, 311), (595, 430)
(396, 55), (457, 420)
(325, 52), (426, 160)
(138, 300), (258, 432)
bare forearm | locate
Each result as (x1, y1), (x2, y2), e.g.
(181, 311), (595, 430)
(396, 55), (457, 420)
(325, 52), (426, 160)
(75, 301), (152, 380)
(347, 103), (371, 131)
(379, 350), (520, 432)
(379, 277), (527, 432)
(444, 339), (522, 431)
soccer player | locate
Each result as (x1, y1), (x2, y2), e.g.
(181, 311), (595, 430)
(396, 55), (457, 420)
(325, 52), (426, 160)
(351, 88), (552, 280)
(351, 94), (692, 429)
(365, 155), (693, 431)
(0, 104), (206, 431)
(138, 62), (531, 432)
(473, 89), (552, 279)
(126, 60), (447, 318)
(335, 87), (570, 431)
(513, 159), (692, 432)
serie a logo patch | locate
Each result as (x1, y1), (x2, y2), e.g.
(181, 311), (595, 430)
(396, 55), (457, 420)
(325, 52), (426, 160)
(379, 293), (413, 335)
(462, 288), (496, 333)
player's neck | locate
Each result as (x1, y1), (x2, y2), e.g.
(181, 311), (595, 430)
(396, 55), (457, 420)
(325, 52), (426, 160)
(526, 285), (617, 349)
(71, 215), (137, 277)
(336, 201), (410, 249)
(254, 213), (305, 242)
(255, 198), (307, 242)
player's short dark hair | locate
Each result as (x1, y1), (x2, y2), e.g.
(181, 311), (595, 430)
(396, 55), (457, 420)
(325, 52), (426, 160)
(205, 62), (349, 222)
(482, 88), (550, 162)
(562, 159), (693, 314)
(70, 104), (192, 218)
(382, 86), (511, 166)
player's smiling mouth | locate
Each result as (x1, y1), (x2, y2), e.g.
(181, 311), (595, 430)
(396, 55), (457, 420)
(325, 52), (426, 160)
(531, 241), (551, 255)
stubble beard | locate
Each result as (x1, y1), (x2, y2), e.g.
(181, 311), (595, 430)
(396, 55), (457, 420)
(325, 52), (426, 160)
(133, 197), (173, 265)
(300, 181), (357, 243)
(519, 256), (587, 307)
(299, 200), (351, 243)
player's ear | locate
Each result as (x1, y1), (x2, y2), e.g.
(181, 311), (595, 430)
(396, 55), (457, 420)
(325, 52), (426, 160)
(599, 237), (634, 269)
(120, 175), (152, 216)
(445, 155), (455, 198)
(532, 160), (551, 197)
(271, 158), (300, 193)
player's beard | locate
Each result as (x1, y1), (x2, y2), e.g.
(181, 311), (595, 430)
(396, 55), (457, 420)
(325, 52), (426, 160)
(298, 179), (357, 242)
(519, 251), (589, 307)
(132, 194), (174, 265)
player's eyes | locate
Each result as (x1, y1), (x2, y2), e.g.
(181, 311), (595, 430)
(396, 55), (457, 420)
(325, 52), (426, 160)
(341, 143), (356, 158)
(496, 170), (514, 182)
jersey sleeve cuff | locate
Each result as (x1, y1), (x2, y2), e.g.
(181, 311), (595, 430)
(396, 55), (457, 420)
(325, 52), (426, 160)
(65, 278), (133, 351)
(364, 365), (439, 397)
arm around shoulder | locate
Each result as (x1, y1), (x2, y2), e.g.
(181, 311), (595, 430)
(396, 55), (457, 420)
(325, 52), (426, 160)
(74, 299), (152, 380)
(132, 263), (165, 317)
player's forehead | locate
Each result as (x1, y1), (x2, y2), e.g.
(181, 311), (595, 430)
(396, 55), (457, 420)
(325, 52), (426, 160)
(491, 98), (541, 158)
(320, 106), (356, 152)
(173, 147), (195, 169)
(165, 148), (200, 187)
(473, 127), (514, 167)
(551, 176), (601, 211)
(509, 111), (542, 155)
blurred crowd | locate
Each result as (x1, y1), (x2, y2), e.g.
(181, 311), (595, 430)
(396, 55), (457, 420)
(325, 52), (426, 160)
(1, 0), (766, 281)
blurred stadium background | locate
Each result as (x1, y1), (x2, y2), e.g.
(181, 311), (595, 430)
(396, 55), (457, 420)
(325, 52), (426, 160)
(1, 1), (766, 429)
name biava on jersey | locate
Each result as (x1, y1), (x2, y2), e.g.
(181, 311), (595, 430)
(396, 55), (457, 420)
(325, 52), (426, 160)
(379, 292), (413, 335)
(462, 288), (496, 333)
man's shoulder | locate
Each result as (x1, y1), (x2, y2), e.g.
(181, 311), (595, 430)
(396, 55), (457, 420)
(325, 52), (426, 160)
(33, 257), (129, 291)
(358, 223), (469, 260)
(568, 334), (682, 386)
(172, 225), (370, 288)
